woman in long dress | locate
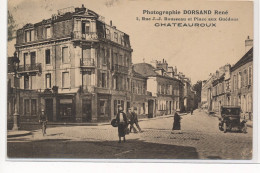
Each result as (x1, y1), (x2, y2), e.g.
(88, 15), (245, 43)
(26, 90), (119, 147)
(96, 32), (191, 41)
(116, 106), (128, 143)
(172, 111), (182, 134)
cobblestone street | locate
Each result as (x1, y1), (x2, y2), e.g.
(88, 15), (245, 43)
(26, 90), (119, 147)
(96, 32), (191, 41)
(7, 110), (252, 160)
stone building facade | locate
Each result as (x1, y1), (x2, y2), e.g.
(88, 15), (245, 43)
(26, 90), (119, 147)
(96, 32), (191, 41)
(201, 41), (253, 121)
(11, 5), (133, 123)
(230, 48), (253, 120)
(133, 60), (184, 116)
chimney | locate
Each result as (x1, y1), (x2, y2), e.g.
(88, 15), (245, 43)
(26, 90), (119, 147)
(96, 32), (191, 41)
(245, 35), (253, 52)
(110, 20), (113, 26)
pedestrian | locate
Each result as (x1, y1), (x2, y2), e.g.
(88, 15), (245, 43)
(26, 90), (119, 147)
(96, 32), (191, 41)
(39, 108), (48, 135)
(131, 107), (142, 133)
(191, 108), (193, 115)
(127, 108), (137, 133)
(172, 110), (182, 134)
(116, 106), (128, 143)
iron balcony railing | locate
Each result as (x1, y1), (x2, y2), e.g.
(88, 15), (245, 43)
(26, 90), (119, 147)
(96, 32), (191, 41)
(80, 58), (95, 67)
(18, 63), (42, 73)
(113, 64), (128, 74)
(73, 31), (99, 40)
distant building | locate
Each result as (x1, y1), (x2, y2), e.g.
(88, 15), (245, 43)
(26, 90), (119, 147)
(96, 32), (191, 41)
(211, 64), (231, 113)
(201, 36), (253, 120)
(133, 59), (184, 116)
(230, 47), (253, 120)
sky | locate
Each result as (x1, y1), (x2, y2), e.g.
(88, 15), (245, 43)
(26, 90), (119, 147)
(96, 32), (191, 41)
(7, 0), (253, 84)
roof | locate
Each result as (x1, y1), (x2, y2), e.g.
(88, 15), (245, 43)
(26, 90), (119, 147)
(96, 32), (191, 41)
(132, 68), (147, 79)
(231, 47), (253, 72)
(133, 63), (184, 85)
(133, 63), (158, 77)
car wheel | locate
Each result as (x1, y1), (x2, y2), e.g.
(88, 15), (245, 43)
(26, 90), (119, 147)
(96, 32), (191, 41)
(223, 123), (227, 133)
(242, 123), (247, 134)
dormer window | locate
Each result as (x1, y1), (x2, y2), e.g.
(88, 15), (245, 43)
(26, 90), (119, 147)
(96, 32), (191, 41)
(46, 26), (51, 38)
(82, 21), (90, 34)
(114, 32), (118, 42)
(106, 29), (110, 39)
(25, 30), (34, 42)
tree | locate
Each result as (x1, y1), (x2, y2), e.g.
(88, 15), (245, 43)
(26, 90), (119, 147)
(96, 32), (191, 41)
(192, 80), (202, 109)
(8, 10), (17, 41)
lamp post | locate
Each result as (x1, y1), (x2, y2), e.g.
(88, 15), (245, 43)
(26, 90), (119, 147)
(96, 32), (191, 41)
(12, 52), (20, 131)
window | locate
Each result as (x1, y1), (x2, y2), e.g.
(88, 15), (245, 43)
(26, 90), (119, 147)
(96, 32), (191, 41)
(45, 49), (51, 64)
(62, 72), (70, 88)
(46, 73), (51, 88)
(46, 27), (51, 38)
(238, 72), (242, 89)
(244, 69), (248, 87)
(24, 75), (29, 89)
(31, 99), (37, 115)
(248, 66), (252, 85)
(24, 52), (29, 65)
(30, 52), (36, 65)
(83, 71), (92, 86)
(102, 49), (106, 65)
(106, 29), (110, 39)
(25, 30), (34, 42)
(121, 36), (125, 46)
(113, 76), (118, 90)
(82, 21), (90, 34)
(62, 47), (69, 63)
(30, 30), (34, 41)
(100, 100), (107, 116)
(233, 75), (237, 91)
(113, 100), (124, 115)
(101, 72), (107, 88)
(24, 99), (30, 115)
(114, 32), (118, 42)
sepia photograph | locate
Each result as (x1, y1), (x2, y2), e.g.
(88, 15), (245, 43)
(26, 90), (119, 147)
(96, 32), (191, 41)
(5, 0), (257, 161)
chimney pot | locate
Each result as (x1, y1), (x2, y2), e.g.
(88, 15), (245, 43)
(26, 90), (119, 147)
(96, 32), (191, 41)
(110, 20), (112, 26)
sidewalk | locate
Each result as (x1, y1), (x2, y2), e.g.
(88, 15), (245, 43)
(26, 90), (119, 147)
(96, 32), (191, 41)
(7, 112), (187, 138)
(7, 130), (32, 138)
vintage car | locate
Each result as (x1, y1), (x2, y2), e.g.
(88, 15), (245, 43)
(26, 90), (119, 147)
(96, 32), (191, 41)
(218, 106), (247, 133)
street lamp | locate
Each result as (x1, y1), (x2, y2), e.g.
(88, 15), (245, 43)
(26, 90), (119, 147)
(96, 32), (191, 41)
(12, 52), (20, 131)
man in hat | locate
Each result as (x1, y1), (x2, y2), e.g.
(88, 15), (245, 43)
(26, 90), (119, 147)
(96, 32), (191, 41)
(131, 107), (142, 133)
(39, 108), (48, 135)
(127, 108), (137, 133)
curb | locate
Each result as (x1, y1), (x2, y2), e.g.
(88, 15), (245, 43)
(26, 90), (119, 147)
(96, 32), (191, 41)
(7, 132), (32, 138)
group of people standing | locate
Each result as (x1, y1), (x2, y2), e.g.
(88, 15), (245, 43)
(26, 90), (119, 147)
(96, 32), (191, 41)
(115, 106), (143, 143)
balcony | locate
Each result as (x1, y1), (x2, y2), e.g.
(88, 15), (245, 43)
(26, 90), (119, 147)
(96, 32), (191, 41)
(18, 63), (42, 74)
(112, 64), (128, 74)
(80, 58), (95, 68)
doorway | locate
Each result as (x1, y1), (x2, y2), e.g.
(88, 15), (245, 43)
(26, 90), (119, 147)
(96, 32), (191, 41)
(83, 99), (92, 122)
(45, 99), (53, 121)
(148, 100), (154, 118)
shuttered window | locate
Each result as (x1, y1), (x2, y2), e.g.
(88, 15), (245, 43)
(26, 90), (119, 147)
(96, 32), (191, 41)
(62, 47), (69, 63)
(62, 72), (70, 88)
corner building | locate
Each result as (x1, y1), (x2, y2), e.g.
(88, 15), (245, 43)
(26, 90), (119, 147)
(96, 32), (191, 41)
(15, 6), (132, 122)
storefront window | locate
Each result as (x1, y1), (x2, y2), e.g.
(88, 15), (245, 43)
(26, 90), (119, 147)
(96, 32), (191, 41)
(24, 99), (30, 115)
(31, 99), (37, 116)
(59, 99), (73, 120)
(100, 100), (107, 116)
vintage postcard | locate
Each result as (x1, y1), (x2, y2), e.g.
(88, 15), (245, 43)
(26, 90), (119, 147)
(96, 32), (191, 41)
(6, 0), (256, 161)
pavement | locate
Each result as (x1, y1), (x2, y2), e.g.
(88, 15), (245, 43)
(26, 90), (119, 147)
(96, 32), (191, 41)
(7, 110), (252, 159)
(7, 112), (186, 137)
